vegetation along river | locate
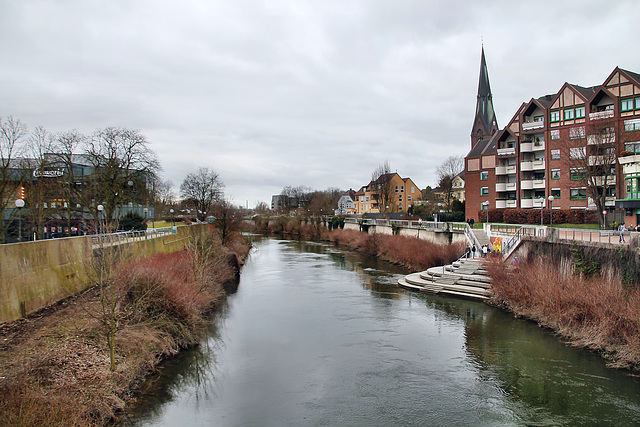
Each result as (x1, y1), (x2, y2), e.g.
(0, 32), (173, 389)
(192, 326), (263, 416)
(127, 237), (640, 426)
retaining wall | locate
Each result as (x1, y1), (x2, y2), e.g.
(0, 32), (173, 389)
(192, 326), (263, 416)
(343, 221), (466, 245)
(0, 224), (208, 323)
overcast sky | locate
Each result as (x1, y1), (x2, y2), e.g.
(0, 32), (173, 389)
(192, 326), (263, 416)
(2, 0), (639, 208)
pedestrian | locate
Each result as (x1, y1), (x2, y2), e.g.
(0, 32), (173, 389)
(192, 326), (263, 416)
(482, 245), (488, 258)
(619, 223), (627, 243)
(472, 244), (476, 259)
(470, 218), (475, 227)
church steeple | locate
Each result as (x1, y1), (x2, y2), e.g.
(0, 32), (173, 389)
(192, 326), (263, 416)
(471, 47), (498, 148)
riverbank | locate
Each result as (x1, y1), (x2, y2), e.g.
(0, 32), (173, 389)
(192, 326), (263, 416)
(487, 255), (640, 373)
(0, 232), (251, 426)
(327, 228), (464, 271)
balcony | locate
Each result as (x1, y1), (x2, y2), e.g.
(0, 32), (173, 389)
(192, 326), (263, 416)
(521, 161), (533, 172)
(532, 179), (545, 189)
(495, 182), (517, 192)
(521, 198), (545, 209)
(521, 180), (533, 190)
(605, 197), (616, 207)
(589, 110), (614, 120)
(522, 121), (544, 131)
(495, 199), (518, 209)
(495, 165), (516, 175)
(532, 159), (545, 170)
(532, 141), (545, 151)
(593, 176), (616, 186)
(497, 147), (516, 156)
(520, 142), (533, 152)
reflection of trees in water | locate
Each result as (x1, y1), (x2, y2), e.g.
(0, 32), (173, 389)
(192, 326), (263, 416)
(424, 294), (640, 425)
(285, 239), (407, 300)
(123, 301), (231, 424)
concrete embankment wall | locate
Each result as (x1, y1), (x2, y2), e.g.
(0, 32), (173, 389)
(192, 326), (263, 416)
(0, 224), (208, 324)
(515, 237), (640, 286)
(343, 222), (467, 245)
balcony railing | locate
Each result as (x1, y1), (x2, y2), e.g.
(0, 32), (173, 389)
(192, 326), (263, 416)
(522, 121), (544, 130)
(589, 110), (614, 120)
(532, 160), (545, 170)
(521, 161), (533, 172)
(497, 147), (516, 156)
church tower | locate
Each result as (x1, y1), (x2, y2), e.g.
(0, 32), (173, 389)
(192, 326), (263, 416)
(470, 47), (498, 148)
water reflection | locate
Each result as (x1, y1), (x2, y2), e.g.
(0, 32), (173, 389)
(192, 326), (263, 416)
(126, 238), (640, 426)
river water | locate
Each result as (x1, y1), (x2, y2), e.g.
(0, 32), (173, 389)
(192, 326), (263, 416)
(128, 237), (640, 426)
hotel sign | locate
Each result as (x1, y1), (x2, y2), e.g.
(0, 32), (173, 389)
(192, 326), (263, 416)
(33, 169), (64, 178)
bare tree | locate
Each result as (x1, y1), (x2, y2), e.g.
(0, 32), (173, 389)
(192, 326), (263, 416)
(254, 201), (270, 214)
(211, 198), (242, 245)
(85, 127), (159, 231)
(436, 155), (464, 211)
(180, 167), (225, 222)
(26, 126), (59, 239)
(562, 119), (620, 226)
(0, 116), (28, 243)
(279, 185), (312, 211)
(371, 161), (394, 213)
(54, 129), (86, 235)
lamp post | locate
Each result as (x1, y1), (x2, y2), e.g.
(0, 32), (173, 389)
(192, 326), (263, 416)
(15, 199), (25, 241)
(602, 210), (607, 230)
(97, 204), (104, 234)
(548, 195), (554, 226)
(170, 208), (174, 227)
(482, 201), (489, 223)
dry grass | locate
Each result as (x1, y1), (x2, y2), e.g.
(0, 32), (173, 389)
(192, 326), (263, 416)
(328, 229), (464, 271)
(0, 231), (251, 426)
(488, 257), (640, 371)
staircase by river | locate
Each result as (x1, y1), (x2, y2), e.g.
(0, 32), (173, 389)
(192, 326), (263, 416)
(397, 259), (492, 301)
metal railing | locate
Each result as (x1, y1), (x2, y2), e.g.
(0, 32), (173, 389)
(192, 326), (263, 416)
(91, 227), (175, 247)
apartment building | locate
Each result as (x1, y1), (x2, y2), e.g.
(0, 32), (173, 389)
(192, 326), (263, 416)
(352, 173), (421, 214)
(465, 49), (640, 226)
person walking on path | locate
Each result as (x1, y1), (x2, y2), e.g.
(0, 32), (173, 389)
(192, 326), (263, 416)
(619, 223), (627, 243)
(472, 244), (476, 259)
(482, 245), (488, 258)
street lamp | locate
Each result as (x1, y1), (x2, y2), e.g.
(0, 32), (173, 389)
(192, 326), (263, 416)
(170, 208), (175, 227)
(602, 210), (607, 230)
(482, 201), (489, 223)
(97, 204), (104, 234)
(548, 195), (554, 226)
(15, 199), (24, 241)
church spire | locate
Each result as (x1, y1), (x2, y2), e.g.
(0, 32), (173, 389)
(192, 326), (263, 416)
(471, 47), (498, 148)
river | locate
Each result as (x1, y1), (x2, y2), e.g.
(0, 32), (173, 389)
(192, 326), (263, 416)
(127, 237), (640, 426)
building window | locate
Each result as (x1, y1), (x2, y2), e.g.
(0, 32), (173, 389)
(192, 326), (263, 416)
(570, 147), (586, 159)
(622, 98), (634, 112)
(569, 126), (585, 139)
(636, 97), (640, 110)
(550, 130), (560, 140)
(481, 203), (488, 211)
(534, 115), (544, 122)
(480, 171), (489, 180)
(399, 204), (403, 211)
(551, 149), (561, 160)
(625, 119), (640, 131)
(408, 195), (412, 202)
(551, 188), (561, 199)
(570, 168), (587, 180)
(550, 111), (560, 122)
(570, 188), (587, 200)
(575, 106), (585, 118)
(480, 187), (489, 196)
(400, 186), (404, 193)
(551, 169), (560, 179)
(564, 109), (575, 120)
(625, 141), (640, 153)
(395, 186), (399, 193)
(398, 195), (403, 202)
(411, 186), (415, 193)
